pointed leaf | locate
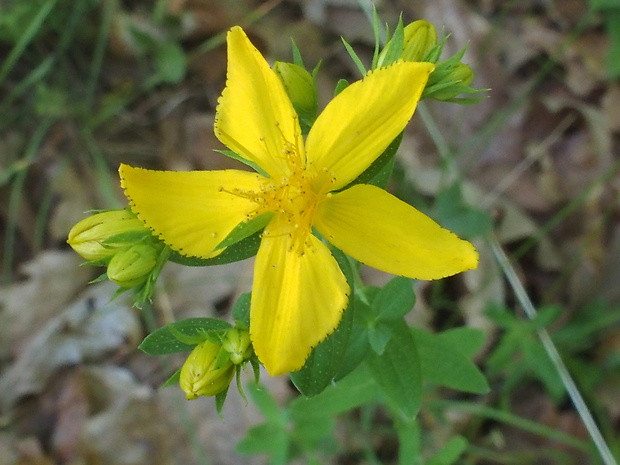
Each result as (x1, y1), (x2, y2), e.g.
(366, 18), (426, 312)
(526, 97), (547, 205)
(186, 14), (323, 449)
(371, 275), (416, 321)
(366, 321), (422, 419)
(168, 230), (262, 266)
(139, 318), (232, 355)
(290, 365), (379, 420)
(290, 298), (354, 396)
(413, 328), (489, 394)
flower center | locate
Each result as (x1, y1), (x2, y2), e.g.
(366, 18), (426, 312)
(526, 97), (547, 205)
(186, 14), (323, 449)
(225, 127), (336, 253)
(254, 167), (322, 251)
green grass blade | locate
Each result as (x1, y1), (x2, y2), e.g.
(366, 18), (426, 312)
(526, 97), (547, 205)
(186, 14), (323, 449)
(0, 0), (58, 85)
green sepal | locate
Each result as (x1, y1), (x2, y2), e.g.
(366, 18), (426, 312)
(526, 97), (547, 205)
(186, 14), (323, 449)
(250, 356), (261, 384)
(290, 298), (355, 397)
(89, 272), (109, 283)
(139, 318), (232, 355)
(343, 132), (403, 190)
(215, 385), (230, 417)
(101, 229), (152, 246)
(232, 292), (252, 328)
(162, 369), (181, 388)
(216, 213), (272, 250)
(235, 366), (248, 403)
(215, 149), (268, 177)
(168, 230), (262, 266)
(370, 4), (382, 69)
(377, 15), (405, 67)
(341, 37), (367, 76)
(334, 79), (349, 96)
(133, 243), (170, 305)
(365, 320), (422, 420)
(290, 38), (304, 67)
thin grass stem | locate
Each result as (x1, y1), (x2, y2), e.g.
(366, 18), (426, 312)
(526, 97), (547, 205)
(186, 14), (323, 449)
(490, 236), (619, 465)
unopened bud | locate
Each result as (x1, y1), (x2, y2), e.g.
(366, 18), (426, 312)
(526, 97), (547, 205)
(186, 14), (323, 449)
(402, 20), (437, 62)
(425, 62), (475, 101)
(180, 340), (235, 399)
(67, 209), (149, 261)
(221, 328), (253, 365)
(274, 62), (318, 120)
(107, 241), (159, 288)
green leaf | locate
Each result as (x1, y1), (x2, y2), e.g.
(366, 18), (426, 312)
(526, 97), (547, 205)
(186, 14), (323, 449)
(290, 298), (355, 397)
(249, 383), (287, 425)
(371, 276), (415, 322)
(155, 41), (186, 84)
(139, 318), (232, 355)
(232, 292), (252, 328)
(368, 321), (392, 355)
(168, 230), (262, 266)
(366, 321), (422, 419)
(413, 328), (489, 394)
(396, 419), (421, 465)
(216, 212), (272, 250)
(346, 132), (403, 189)
(333, 297), (371, 382)
(432, 183), (492, 239)
(290, 365), (379, 420)
(438, 327), (486, 359)
(236, 423), (289, 465)
(427, 435), (468, 465)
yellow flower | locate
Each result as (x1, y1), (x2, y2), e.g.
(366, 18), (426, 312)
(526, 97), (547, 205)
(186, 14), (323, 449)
(119, 26), (478, 376)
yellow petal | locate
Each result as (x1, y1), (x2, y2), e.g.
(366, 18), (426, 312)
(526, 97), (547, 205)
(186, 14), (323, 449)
(314, 184), (479, 280)
(215, 26), (304, 178)
(306, 61), (433, 191)
(251, 218), (349, 375)
(119, 164), (263, 258)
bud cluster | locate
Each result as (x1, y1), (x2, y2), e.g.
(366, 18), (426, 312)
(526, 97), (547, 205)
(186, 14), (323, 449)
(179, 327), (254, 399)
(67, 209), (164, 289)
(376, 19), (484, 104)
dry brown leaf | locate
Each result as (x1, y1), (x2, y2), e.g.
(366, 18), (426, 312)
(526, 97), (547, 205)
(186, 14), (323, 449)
(0, 281), (141, 410)
(0, 251), (92, 360)
(78, 366), (171, 465)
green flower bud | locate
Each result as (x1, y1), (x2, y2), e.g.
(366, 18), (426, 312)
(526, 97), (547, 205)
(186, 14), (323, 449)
(401, 20), (437, 62)
(67, 209), (149, 261)
(106, 241), (159, 288)
(274, 62), (318, 121)
(221, 328), (253, 365)
(180, 340), (235, 399)
(425, 62), (475, 101)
